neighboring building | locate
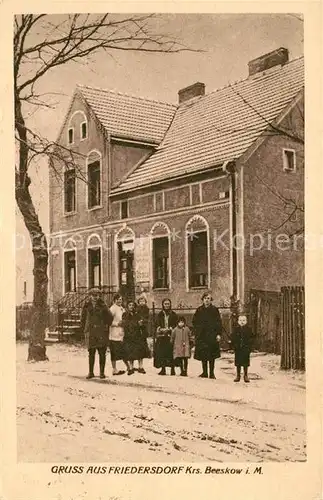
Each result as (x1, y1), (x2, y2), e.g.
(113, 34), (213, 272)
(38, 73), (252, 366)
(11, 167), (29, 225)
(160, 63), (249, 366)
(49, 48), (304, 310)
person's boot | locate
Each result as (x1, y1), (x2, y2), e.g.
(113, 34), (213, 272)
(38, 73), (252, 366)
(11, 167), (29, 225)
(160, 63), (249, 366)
(199, 361), (208, 378)
(183, 359), (188, 377)
(243, 367), (250, 383)
(158, 367), (166, 375)
(87, 349), (95, 379)
(209, 360), (216, 379)
(170, 366), (176, 376)
(234, 366), (241, 382)
(99, 353), (106, 379)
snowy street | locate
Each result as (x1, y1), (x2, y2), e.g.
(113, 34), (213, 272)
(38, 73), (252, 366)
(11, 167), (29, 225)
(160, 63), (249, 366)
(16, 342), (306, 463)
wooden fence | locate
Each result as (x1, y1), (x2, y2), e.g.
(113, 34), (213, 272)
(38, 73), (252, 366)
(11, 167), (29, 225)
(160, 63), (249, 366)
(248, 289), (281, 353)
(280, 286), (305, 370)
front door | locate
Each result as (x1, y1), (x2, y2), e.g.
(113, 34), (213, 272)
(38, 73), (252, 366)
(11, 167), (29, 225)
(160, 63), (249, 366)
(118, 240), (135, 302)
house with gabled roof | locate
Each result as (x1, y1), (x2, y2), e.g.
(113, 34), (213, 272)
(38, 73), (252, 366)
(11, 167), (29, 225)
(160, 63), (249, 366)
(49, 47), (304, 312)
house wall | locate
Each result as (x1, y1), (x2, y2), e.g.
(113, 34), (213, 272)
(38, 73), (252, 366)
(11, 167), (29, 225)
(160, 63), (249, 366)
(49, 92), (108, 235)
(110, 204), (231, 309)
(110, 176), (230, 222)
(110, 142), (154, 187)
(49, 95), (158, 303)
(49, 182), (232, 308)
(242, 98), (304, 299)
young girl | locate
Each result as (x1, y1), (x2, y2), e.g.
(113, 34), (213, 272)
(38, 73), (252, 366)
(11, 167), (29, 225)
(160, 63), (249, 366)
(109, 294), (130, 376)
(171, 316), (193, 377)
(123, 301), (150, 375)
(231, 314), (254, 383)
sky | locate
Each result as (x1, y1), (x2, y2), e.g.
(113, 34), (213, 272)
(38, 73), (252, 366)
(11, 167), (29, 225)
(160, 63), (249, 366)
(15, 13), (304, 304)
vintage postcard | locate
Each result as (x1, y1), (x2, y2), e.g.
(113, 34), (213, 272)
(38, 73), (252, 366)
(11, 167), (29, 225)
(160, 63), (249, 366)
(1, 1), (322, 500)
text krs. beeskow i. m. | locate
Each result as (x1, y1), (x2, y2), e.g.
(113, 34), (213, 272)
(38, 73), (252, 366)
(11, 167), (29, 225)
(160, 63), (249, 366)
(51, 465), (263, 475)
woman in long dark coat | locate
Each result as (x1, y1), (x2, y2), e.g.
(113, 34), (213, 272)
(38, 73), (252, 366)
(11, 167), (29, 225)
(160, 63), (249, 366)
(80, 288), (112, 379)
(192, 292), (222, 379)
(123, 300), (150, 375)
(231, 314), (253, 383)
(154, 298), (178, 375)
(137, 295), (150, 342)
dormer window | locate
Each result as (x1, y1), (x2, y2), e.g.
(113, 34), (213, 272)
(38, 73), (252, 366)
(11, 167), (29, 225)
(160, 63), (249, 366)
(283, 149), (296, 172)
(68, 127), (74, 145)
(81, 121), (87, 140)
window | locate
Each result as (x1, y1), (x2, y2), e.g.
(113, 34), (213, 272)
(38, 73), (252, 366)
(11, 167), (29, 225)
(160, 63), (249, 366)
(188, 232), (208, 287)
(64, 250), (76, 292)
(186, 215), (209, 289)
(121, 200), (128, 219)
(283, 149), (296, 172)
(88, 160), (101, 208)
(64, 169), (76, 213)
(81, 122), (87, 140)
(219, 190), (230, 200)
(68, 128), (74, 145)
(151, 222), (170, 289)
(116, 227), (135, 301)
(153, 237), (169, 289)
(88, 248), (101, 288)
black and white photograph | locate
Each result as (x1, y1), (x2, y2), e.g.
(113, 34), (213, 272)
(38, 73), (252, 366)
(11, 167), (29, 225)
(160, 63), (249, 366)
(2, 4), (322, 500)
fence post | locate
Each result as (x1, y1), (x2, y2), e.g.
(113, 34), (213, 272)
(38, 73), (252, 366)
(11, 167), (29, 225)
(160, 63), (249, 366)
(281, 286), (305, 371)
(300, 287), (305, 370)
(295, 288), (301, 370)
(152, 301), (156, 354)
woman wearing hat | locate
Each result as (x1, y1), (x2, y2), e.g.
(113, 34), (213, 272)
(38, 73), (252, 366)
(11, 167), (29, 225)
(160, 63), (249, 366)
(192, 292), (223, 379)
(80, 288), (112, 379)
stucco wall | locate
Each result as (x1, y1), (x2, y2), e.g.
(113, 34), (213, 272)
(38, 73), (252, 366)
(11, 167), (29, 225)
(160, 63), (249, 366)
(242, 99), (304, 296)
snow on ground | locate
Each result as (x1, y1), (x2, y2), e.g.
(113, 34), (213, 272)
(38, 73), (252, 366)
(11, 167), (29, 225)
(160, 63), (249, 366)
(16, 342), (306, 463)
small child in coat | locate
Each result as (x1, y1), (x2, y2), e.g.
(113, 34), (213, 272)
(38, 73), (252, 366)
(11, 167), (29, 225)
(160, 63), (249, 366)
(170, 316), (193, 377)
(231, 314), (254, 383)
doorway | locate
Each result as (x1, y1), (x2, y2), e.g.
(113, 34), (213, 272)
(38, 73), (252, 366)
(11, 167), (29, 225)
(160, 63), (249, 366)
(118, 239), (135, 302)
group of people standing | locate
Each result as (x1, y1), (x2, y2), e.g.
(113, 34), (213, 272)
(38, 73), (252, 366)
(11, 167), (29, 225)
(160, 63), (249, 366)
(81, 289), (254, 383)
(81, 291), (150, 378)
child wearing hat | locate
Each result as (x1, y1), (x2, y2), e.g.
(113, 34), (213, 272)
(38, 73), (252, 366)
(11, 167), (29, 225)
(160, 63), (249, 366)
(170, 316), (193, 376)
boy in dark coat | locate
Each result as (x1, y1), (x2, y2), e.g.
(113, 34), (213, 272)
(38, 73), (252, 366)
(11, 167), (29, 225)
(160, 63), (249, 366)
(80, 288), (113, 379)
(231, 314), (254, 383)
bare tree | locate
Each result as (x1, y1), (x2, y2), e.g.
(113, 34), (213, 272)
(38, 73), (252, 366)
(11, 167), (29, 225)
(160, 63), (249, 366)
(14, 14), (196, 361)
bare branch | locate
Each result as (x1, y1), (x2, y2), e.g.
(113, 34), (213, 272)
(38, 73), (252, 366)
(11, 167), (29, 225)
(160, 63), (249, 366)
(15, 14), (200, 97)
(229, 84), (304, 145)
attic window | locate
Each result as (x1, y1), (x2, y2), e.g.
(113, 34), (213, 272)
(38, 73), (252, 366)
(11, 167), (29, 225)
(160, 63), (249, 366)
(81, 121), (87, 140)
(283, 149), (296, 172)
(121, 201), (128, 220)
(68, 127), (74, 145)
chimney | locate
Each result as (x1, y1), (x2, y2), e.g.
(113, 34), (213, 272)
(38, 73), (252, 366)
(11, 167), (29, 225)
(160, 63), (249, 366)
(178, 82), (205, 104)
(248, 47), (289, 76)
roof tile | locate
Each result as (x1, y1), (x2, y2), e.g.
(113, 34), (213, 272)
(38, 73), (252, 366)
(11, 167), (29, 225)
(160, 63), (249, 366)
(112, 56), (304, 194)
(78, 85), (176, 144)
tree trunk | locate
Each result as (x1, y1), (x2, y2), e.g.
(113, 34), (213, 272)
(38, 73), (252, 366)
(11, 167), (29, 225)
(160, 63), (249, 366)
(16, 183), (49, 361)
